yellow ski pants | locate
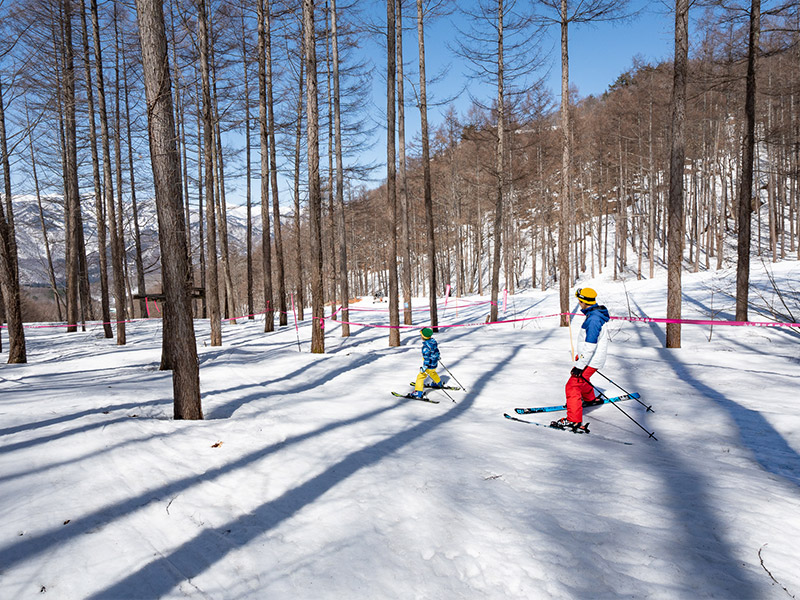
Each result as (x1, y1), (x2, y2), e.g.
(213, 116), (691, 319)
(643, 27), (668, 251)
(414, 368), (441, 392)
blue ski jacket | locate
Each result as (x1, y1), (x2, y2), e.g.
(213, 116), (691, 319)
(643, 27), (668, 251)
(575, 304), (610, 370)
(422, 338), (440, 369)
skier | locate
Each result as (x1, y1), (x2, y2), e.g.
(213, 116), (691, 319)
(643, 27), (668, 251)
(552, 287), (610, 433)
(412, 327), (443, 399)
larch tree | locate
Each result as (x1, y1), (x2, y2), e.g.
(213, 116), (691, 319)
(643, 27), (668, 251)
(666, 0), (689, 349)
(257, 0), (274, 333)
(305, 0), (325, 353)
(0, 76), (26, 363)
(490, 0), (505, 324)
(397, 0), (412, 326)
(735, 0), (761, 321)
(266, 0), (287, 327)
(134, 0), (203, 420)
(387, 0), (400, 347)
(331, 0), (350, 336)
(416, 0), (437, 330)
(535, 0), (632, 327)
(91, 0), (127, 345)
(78, 0), (112, 338)
(198, 0), (222, 346)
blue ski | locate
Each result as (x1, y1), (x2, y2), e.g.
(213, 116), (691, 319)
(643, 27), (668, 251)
(514, 393), (640, 415)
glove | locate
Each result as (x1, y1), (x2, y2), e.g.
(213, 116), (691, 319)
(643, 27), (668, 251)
(571, 367), (585, 378)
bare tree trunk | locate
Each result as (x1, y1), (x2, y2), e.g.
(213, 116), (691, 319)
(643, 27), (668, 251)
(416, 0), (437, 330)
(490, 0), (505, 324)
(198, 0), (222, 345)
(386, 0), (400, 347)
(27, 114), (64, 322)
(331, 0), (350, 336)
(648, 93), (656, 280)
(135, 0), (203, 420)
(293, 26), (306, 322)
(79, 0), (112, 336)
(266, 1), (287, 326)
(240, 5), (254, 320)
(666, 0), (689, 348)
(210, 43), (237, 324)
(91, 0), (126, 344)
(735, 0), (761, 321)
(168, 2), (193, 300)
(0, 78), (26, 363)
(213, 135), (236, 322)
(397, 0), (413, 325)
(305, 0), (325, 353)
(257, 0), (274, 333)
(62, 0), (83, 334)
(121, 30), (147, 319)
(557, 0), (571, 327)
(113, 7), (131, 323)
(325, 15), (338, 320)
(195, 79), (207, 319)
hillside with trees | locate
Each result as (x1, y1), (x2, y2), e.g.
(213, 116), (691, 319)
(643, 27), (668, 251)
(0, 0), (797, 413)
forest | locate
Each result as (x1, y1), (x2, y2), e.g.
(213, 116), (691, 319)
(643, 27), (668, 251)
(0, 0), (797, 416)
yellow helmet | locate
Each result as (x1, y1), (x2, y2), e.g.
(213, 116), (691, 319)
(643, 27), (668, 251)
(575, 287), (597, 305)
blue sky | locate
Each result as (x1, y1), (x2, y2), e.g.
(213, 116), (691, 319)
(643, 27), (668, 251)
(297, 0), (679, 197)
(245, 1), (681, 207)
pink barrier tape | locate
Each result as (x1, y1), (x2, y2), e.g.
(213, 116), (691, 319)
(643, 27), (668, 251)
(326, 309), (800, 331)
(8, 303), (796, 333)
(145, 298), (151, 318)
(610, 315), (800, 328)
(2, 318), (141, 330)
(327, 312), (567, 331)
(4, 308), (270, 331)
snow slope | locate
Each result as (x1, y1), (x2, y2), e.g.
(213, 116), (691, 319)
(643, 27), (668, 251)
(1, 261), (799, 599)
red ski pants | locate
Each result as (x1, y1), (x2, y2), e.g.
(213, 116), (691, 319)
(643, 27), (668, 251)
(565, 366), (597, 423)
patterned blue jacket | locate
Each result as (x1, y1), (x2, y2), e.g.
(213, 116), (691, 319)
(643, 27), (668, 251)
(422, 338), (440, 369)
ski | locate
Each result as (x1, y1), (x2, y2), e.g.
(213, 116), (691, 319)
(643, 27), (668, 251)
(504, 413), (588, 433)
(392, 391), (440, 404)
(514, 393), (640, 415)
(408, 383), (462, 391)
(504, 413), (633, 445)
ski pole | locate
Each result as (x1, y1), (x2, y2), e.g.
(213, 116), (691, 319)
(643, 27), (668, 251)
(579, 374), (658, 441)
(436, 387), (456, 403)
(595, 370), (653, 412)
(438, 360), (467, 392)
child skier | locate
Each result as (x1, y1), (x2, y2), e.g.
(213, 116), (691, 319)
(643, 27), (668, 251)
(412, 327), (443, 399)
(552, 287), (610, 433)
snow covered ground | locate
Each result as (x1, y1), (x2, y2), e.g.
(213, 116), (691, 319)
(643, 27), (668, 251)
(1, 261), (799, 599)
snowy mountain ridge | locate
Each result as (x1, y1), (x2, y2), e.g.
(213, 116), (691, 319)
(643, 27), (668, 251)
(9, 194), (258, 286)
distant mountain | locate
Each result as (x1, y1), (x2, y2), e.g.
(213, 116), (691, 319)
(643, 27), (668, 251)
(10, 194), (260, 287)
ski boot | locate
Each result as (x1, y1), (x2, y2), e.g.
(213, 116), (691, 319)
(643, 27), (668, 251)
(550, 417), (590, 434)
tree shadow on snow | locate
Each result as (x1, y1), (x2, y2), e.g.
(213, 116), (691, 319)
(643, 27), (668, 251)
(0, 400), (405, 580)
(665, 356), (800, 488)
(82, 346), (523, 599)
(606, 354), (795, 597)
(203, 348), (387, 419)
